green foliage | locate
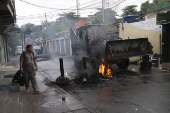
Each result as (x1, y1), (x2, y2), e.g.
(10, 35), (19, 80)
(92, 18), (101, 24)
(140, 0), (153, 13)
(8, 33), (21, 45)
(65, 12), (82, 22)
(48, 21), (62, 36)
(150, 1), (170, 11)
(153, 0), (159, 5)
(92, 9), (117, 23)
(10, 12), (81, 40)
(8, 24), (21, 45)
(121, 5), (138, 16)
(38, 31), (48, 39)
(20, 23), (35, 31)
(9, 10), (116, 44)
(139, 0), (170, 13)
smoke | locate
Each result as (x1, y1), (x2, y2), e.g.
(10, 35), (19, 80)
(87, 25), (106, 43)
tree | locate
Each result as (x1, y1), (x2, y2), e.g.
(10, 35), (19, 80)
(153, 0), (159, 5)
(8, 24), (22, 46)
(21, 23), (35, 31)
(92, 18), (101, 24)
(121, 5), (138, 16)
(65, 12), (82, 22)
(140, 1), (153, 13)
(139, 0), (170, 12)
(48, 21), (62, 36)
(92, 9), (117, 23)
(150, 0), (170, 11)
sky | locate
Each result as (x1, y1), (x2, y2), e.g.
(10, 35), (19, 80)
(15, 0), (153, 26)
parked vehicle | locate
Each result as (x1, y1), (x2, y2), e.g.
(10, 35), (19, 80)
(15, 46), (22, 55)
(33, 46), (42, 54)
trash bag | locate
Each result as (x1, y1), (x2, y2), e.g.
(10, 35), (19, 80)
(18, 71), (25, 86)
(12, 70), (20, 82)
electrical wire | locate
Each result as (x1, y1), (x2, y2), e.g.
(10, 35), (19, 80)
(110, 0), (125, 9)
(60, 0), (74, 8)
(66, 0), (102, 9)
(17, 0), (122, 18)
(16, 0), (124, 21)
(19, 0), (59, 6)
(17, 1), (102, 18)
(19, 0), (78, 10)
(17, 1), (122, 21)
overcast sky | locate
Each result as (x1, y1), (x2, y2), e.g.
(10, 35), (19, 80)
(15, 0), (153, 26)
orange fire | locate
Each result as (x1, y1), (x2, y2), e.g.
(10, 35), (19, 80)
(99, 57), (111, 78)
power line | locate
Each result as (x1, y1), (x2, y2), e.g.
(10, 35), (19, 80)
(17, 10), (61, 18)
(61, 0), (74, 8)
(17, 13), (60, 19)
(17, 0), (123, 21)
(79, 0), (121, 10)
(19, 0), (78, 10)
(110, 0), (125, 9)
(66, 0), (102, 9)
(17, 1), (103, 18)
(19, 0), (59, 6)
(80, 1), (102, 9)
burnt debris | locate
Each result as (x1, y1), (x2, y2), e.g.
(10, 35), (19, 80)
(56, 58), (69, 85)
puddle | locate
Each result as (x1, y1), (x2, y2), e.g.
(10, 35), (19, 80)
(42, 101), (63, 108)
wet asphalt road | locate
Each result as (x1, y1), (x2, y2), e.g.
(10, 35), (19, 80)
(11, 55), (170, 113)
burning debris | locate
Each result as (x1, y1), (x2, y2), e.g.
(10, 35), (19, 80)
(99, 57), (112, 78)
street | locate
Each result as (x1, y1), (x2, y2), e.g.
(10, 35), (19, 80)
(11, 55), (170, 113)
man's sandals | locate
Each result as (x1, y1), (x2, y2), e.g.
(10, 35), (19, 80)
(26, 89), (29, 93)
(34, 89), (40, 94)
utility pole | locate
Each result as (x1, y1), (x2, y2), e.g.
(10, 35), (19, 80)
(76, 0), (80, 15)
(62, 12), (64, 29)
(106, 0), (109, 23)
(45, 13), (49, 37)
(21, 32), (23, 51)
(24, 32), (25, 49)
(102, 0), (105, 23)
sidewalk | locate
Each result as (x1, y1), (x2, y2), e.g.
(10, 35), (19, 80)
(18, 71), (93, 113)
(0, 56), (93, 113)
(0, 66), (19, 113)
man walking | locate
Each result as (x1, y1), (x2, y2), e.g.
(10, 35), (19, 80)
(20, 45), (39, 93)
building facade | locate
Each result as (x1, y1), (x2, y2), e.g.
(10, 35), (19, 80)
(0, 0), (16, 64)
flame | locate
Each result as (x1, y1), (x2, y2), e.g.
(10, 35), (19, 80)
(102, 57), (105, 62)
(99, 57), (111, 78)
(63, 79), (67, 82)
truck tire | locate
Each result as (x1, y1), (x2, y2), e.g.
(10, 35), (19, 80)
(74, 56), (82, 69)
(117, 58), (129, 69)
(89, 57), (99, 74)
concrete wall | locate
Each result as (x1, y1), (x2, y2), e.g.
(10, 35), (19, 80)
(0, 34), (6, 64)
(119, 23), (162, 62)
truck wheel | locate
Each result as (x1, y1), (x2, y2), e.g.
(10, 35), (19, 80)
(117, 59), (129, 69)
(89, 57), (99, 74)
(74, 56), (82, 69)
